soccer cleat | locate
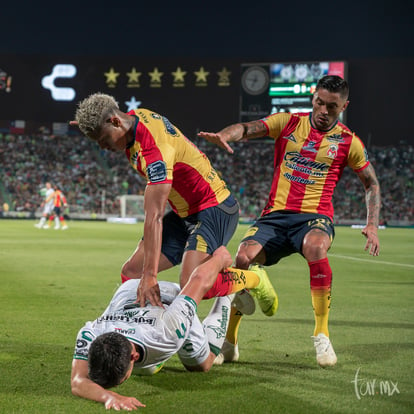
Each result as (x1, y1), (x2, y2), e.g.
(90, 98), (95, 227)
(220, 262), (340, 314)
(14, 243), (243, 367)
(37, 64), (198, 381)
(249, 265), (278, 316)
(312, 333), (337, 367)
(61, 225), (68, 230)
(34, 223), (42, 228)
(213, 339), (239, 365)
(43, 225), (50, 229)
(232, 289), (256, 315)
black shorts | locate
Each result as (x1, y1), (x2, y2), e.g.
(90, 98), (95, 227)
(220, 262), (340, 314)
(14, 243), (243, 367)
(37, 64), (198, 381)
(161, 195), (239, 266)
(241, 211), (335, 266)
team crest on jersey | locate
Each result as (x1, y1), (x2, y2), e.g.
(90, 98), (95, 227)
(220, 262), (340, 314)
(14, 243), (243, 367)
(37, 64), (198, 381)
(326, 133), (345, 143)
(147, 160), (167, 183)
(150, 113), (162, 120)
(326, 144), (338, 159)
(283, 133), (297, 143)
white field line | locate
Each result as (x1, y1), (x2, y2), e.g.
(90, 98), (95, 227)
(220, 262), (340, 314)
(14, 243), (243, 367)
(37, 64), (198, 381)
(330, 254), (414, 269)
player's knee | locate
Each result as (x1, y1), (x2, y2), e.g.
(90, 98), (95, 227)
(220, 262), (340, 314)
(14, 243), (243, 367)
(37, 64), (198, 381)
(302, 234), (329, 261)
(235, 250), (253, 269)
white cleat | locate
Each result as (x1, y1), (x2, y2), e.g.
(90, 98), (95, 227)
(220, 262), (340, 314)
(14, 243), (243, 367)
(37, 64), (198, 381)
(312, 333), (337, 367)
(61, 225), (68, 230)
(213, 339), (239, 365)
(232, 289), (256, 315)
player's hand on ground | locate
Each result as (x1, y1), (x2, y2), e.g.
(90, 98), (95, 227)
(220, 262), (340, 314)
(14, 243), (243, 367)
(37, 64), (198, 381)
(361, 225), (380, 256)
(197, 131), (234, 154)
(104, 394), (145, 411)
(213, 246), (233, 269)
(137, 275), (164, 308)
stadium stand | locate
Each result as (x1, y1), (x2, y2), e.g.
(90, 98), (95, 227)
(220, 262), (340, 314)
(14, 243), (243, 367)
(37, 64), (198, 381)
(0, 131), (412, 226)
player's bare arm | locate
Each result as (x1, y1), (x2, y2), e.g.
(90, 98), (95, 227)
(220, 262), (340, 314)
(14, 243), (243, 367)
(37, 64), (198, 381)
(356, 164), (381, 256)
(71, 359), (145, 410)
(198, 120), (267, 154)
(138, 183), (171, 307)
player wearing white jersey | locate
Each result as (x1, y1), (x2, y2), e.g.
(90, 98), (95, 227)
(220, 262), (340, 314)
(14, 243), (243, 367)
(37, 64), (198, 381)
(34, 182), (55, 228)
(74, 280), (217, 372)
(71, 246), (278, 410)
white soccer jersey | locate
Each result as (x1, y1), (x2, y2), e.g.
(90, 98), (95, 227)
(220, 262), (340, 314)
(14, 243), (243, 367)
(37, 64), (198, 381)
(43, 188), (55, 214)
(73, 280), (210, 371)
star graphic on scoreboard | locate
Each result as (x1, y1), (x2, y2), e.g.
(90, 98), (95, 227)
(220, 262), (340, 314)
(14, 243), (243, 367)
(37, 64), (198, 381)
(148, 67), (163, 86)
(125, 96), (142, 111)
(194, 66), (209, 84)
(217, 67), (231, 86)
(126, 67), (142, 84)
(172, 67), (187, 82)
(104, 67), (120, 86)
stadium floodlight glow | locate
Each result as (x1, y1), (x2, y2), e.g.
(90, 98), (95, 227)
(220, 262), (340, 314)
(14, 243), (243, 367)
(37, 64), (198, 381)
(41, 64), (77, 101)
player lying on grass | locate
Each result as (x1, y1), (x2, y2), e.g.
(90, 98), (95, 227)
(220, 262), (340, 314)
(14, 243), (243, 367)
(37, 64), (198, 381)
(71, 246), (277, 410)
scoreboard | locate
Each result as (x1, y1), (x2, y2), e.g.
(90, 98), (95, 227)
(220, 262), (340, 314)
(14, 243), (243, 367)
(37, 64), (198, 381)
(240, 61), (347, 122)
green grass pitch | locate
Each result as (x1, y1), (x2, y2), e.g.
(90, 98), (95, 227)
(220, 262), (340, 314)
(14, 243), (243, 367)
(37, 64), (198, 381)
(0, 219), (413, 413)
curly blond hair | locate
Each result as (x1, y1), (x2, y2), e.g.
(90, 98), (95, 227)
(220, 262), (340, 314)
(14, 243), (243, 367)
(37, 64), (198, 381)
(75, 93), (119, 138)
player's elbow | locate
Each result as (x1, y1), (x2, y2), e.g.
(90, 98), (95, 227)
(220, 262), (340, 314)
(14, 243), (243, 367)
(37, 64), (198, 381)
(70, 377), (84, 397)
(71, 382), (80, 397)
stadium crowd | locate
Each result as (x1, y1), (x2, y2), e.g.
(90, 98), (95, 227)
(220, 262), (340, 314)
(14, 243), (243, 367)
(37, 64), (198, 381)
(0, 131), (412, 225)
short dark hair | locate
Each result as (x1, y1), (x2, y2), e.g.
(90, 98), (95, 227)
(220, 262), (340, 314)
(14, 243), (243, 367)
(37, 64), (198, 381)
(316, 75), (349, 99)
(88, 332), (132, 388)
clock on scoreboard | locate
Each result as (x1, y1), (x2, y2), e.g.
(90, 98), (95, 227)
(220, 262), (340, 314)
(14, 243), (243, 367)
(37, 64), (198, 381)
(240, 61), (347, 123)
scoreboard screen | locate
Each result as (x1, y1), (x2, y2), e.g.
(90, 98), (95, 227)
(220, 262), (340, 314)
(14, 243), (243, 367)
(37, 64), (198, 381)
(240, 61), (347, 122)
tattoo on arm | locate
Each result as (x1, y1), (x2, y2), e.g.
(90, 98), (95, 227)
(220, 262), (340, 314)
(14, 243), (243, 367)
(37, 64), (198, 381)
(243, 120), (267, 139)
(358, 164), (381, 227)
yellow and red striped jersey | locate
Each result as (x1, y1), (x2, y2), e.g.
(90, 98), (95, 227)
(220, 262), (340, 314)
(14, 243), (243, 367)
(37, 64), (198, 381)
(261, 112), (369, 220)
(53, 190), (67, 207)
(125, 109), (230, 218)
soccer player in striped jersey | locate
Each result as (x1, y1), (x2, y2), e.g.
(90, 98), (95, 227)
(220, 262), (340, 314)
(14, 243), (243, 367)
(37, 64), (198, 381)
(198, 75), (381, 367)
(70, 94), (277, 318)
(44, 185), (69, 230)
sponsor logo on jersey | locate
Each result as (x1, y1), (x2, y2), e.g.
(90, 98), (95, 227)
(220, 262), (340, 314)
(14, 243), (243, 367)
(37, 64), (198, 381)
(74, 349), (89, 358)
(162, 116), (179, 136)
(97, 314), (156, 325)
(147, 160), (167, 183)
(326, 133), (345, 143)
(284, 151), (329, 171)
(114, 328), (136, 335)
(302, 141), (318, 153)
